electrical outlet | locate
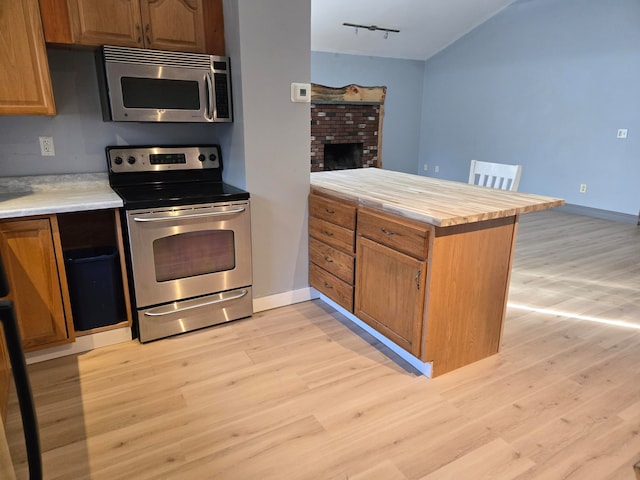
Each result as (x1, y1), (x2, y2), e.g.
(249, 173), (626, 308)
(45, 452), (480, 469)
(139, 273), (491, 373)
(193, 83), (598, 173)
(423, 164), (428, 171)
(617, 129), (628, 139)
(434, 165), (440, 173)
(39, 136), (55, 156)
(579, 183), (587, 193)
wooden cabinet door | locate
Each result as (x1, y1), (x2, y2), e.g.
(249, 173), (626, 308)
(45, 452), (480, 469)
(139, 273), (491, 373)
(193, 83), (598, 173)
(140, 0), (206, 53)
(355, 236), (426, 357)
(67, 0), (143, 47)
(0, 218), (73, 351)
(0, 0), (55, 115)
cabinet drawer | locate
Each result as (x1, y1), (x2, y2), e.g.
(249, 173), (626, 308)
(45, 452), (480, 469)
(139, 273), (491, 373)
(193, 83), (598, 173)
(309, 216), (355, 254)
(309, 263), (354, 312)
(309, 193), (356, 229)
(357, 208), (430, 260)
(309, 237), (354, 284)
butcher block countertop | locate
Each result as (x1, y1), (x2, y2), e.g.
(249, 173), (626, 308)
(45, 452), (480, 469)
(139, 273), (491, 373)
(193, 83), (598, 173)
(310, 168), (564, 227)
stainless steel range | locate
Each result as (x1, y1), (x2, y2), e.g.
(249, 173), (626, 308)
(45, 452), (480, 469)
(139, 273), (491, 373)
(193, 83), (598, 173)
(107, 145), (252, 342)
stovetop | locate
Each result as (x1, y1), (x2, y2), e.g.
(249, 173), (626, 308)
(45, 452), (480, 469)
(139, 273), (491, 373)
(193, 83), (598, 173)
(111, 181), (249, 210)
(106, 144), (249, 210)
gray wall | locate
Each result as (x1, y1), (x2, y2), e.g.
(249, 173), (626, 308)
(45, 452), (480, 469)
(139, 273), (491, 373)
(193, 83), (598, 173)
(228, 0), (311, 299)
(311, 52), (424, 174)
(419, 0), (640, 215)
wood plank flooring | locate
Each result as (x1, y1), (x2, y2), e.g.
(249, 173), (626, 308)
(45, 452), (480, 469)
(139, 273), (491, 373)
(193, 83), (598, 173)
(7, 210), (640, 479)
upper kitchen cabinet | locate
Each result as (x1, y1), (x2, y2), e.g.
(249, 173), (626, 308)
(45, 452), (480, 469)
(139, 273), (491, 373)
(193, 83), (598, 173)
(0, 0), (56, 115)
(40, 0), (226, 55)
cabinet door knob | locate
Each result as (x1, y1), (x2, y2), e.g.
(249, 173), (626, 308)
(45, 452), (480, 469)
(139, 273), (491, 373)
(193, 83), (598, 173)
(324, 256), (333, 263)
(325, 208), (335, 214)
(415, 270), (421, 290)
(323, 282), (333, 289)
(381, 227), (395, 236)
(324, 230), (334, 237)
(136, 24), (142, 44)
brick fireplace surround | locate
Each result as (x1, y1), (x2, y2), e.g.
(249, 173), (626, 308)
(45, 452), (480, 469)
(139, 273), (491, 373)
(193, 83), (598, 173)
(310, 84), (386, 172)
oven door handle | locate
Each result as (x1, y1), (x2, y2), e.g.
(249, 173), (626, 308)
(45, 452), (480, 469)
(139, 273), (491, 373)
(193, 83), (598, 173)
(133, 207), (246, 223)
(144, 289), (249, 317)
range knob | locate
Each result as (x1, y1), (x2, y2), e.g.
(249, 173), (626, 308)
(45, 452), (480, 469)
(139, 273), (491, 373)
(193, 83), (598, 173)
(113, 156), (123, 165)
(209, 153), (217, 162)
(127, 156), (136, 165)
(198, 154), (206, 162)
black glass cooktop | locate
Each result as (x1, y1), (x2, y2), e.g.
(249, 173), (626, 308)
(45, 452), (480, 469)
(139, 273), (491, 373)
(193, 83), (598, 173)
(112, 181), (249, 210)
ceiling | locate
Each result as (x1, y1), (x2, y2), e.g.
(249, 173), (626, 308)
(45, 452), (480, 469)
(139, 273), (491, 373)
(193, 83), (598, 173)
(311, 0), (517, 61)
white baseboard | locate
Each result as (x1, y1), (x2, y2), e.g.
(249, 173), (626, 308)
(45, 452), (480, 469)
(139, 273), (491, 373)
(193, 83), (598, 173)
(316, 291), (433, 377)
(25, 327), (133, 364)
(252, 287), (318, 313)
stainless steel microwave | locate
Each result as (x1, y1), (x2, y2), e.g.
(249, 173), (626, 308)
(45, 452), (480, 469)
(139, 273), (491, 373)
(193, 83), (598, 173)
(96, 45), (232, 123)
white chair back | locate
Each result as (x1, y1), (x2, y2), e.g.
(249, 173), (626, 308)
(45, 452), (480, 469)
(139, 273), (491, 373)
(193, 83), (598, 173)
(468, 160), (522, 191)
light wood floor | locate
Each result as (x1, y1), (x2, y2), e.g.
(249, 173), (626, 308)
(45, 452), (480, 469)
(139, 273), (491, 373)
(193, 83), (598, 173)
(8, 210), (640, 479)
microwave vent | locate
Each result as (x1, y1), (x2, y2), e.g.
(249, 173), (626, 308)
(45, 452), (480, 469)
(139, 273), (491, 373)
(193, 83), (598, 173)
(102, 45), (225, 70)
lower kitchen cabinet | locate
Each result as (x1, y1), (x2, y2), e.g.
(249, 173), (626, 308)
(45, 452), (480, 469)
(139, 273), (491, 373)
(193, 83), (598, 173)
(0, 209), (133, 352)
(310, 189), (519, 377)
(355, 236), (426, 357)
(0, 217), (74, 352)
(308, 192), (356, 312)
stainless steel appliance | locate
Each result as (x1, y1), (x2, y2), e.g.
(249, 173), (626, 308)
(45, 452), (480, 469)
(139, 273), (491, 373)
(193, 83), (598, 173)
(107, 145), (252, 342)
(96, 46), (233, 123)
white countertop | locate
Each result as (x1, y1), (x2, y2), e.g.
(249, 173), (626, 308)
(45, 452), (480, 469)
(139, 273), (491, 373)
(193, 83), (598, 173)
(0, 173), (123, 219)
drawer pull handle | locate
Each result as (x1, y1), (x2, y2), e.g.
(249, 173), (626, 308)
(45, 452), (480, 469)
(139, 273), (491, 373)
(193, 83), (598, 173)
(325, 208), (335, 214)
(324, 256), (334, 263)
(323, 281), (333, 289)
(415, 270), (421, 290)
(324, 230), (334, 237)
(381, 227), (395, 236)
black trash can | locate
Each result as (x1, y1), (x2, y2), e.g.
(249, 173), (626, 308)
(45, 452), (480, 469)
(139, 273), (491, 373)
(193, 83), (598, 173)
(65, 247), (125, 331)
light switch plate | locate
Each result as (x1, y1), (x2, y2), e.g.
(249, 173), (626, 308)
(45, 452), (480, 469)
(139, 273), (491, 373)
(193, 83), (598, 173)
(291, 82), (311, 103)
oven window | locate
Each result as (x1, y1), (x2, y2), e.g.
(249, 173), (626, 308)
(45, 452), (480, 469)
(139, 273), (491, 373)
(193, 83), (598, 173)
(121, 77), (200, 110)
(153, 230), (235, 282)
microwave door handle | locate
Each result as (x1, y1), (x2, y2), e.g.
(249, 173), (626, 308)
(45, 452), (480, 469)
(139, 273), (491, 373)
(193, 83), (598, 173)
(205, 72), (214, 121)
(133, 207), (246, 223)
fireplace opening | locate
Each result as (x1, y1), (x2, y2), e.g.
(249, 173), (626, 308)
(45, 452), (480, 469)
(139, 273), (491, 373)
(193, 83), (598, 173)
(323, 143), (363, 171)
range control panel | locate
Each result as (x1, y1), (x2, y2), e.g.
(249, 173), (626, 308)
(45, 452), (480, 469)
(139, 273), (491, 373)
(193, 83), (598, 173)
(107, 145), (222, 173)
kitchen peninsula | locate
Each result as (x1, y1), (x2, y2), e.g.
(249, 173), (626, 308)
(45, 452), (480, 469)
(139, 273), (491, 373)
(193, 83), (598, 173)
(309, 168), (564, 377)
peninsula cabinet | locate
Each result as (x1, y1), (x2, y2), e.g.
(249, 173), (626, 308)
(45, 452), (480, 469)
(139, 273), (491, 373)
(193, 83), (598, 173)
(310, 168), (563, 377)
(40, 0), (226, 55)
(353, 205), (516, 376)
(0, 216), (74, 352)
(355, 208), (429, 357)
(0, 0), (56, 115)
(308, 192), (357, 312)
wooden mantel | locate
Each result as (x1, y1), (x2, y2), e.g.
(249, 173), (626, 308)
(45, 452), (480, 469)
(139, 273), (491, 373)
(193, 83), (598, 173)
(311, 83), (386, 104)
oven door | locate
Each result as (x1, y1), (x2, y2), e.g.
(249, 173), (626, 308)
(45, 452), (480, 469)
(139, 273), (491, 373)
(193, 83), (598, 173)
(126, 201), (252, 309)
